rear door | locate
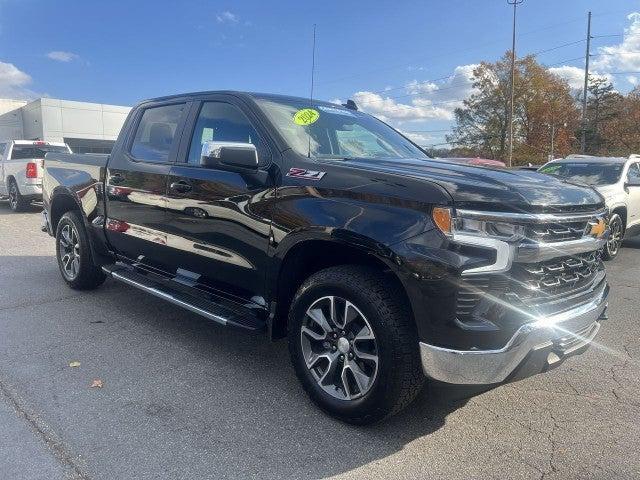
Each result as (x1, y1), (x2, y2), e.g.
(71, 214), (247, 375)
(104, 101), (191, 273)
(163, 96), (275, 304)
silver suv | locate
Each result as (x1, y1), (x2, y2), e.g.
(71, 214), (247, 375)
(539, 154), (640, 259)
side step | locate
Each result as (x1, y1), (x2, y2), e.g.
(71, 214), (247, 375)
(102, 264), (265, 331)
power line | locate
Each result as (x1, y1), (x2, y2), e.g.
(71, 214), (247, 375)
(316, 15), (592, 87)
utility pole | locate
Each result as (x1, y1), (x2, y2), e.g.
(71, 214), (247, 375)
(580, 11), (592, 154)
(507, 0), (523, 167)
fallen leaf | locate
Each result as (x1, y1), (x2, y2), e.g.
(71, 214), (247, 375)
(68, 361), (81, 368)
(90, 379), (103, 388)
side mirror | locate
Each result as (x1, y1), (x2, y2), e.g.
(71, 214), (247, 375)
(200, 141), (259, 170)
(625, 179), (640, 188)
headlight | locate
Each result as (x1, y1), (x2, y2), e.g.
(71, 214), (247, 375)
(432, 207), (524, 241)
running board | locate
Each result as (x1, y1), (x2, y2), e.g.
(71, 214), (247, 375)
(102, 265), (265, 331)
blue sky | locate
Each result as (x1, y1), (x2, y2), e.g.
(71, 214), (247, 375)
(1, 0), (639, 146)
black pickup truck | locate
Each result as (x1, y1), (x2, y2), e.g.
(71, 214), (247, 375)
(42, 91), (610, 424)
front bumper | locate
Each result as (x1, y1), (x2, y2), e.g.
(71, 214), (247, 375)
(419, 281), (608, 384)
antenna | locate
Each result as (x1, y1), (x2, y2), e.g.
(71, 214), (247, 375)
(307, 24), (317, 158)
(310, 23), (317, 103)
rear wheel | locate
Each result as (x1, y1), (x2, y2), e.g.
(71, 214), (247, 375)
(603, 213), (624, 260)
(288, 265), (425, 424)
(55, 211), (106, 290)
(8, 178), (29, 212)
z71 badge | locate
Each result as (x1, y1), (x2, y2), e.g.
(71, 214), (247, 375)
(286, 168), (326, 180)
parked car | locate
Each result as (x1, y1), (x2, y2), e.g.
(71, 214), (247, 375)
(441, 157), (506, 168)
(0, 140), (71, 211)
(539, 154), (640, 259)
(42, 91), (609, 424)
(514, 164), (541, 171)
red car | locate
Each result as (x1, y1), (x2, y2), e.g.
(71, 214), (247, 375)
(441, 157), (506, 168)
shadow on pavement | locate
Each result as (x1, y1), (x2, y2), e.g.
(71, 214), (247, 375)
(0, 251), (474, 479)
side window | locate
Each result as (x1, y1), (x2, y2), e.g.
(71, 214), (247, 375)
(627, 163), (640, 183)
(130, 103), (186, 162)
(0, 143), (5, 157)
(187, 102), (261, 165)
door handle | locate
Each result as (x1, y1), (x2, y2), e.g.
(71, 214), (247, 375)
(170, 181), (192, 193)
(109, 173), (125, 185)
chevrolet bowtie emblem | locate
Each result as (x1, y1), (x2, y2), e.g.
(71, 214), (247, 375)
(590, 218), (606, 238)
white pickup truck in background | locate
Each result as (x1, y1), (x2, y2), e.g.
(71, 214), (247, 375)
(0, 140), (72, 212)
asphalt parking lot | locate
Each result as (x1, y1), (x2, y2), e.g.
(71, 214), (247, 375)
(1, 203), (639, 480)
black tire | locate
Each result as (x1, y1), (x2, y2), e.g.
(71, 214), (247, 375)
(8, 178), (30, 212)
(55, 211), (106, 290)
(288, 265), (425, 425)
(602, 213), (624, 260)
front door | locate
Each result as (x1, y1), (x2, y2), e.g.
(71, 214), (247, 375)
(105, 101), (190, 273)
(625, 162), (640, 229)
(164, 98), (275, 305)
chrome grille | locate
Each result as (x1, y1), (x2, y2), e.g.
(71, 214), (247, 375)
(456, 251), (603, 319)
(513, 251), (601, 301)
(525, 220), (591, 242)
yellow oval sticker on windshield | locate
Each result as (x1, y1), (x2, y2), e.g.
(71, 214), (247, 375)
(293, 108), (319, 126)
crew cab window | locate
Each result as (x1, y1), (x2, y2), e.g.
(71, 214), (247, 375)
(187, 102), (260, 165)
(627, 163), (640, 184)
(10, 145), (68, 159)
(130, 103), (185, 162)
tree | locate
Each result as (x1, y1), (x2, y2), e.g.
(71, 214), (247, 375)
(581, 77), (624, 154)
(447, 52), (579, 165)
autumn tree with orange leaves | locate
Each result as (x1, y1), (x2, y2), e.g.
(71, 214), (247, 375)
(448, 52), (580, 165)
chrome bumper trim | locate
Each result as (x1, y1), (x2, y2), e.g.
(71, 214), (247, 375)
(419, 282), (608, 385)
(515, 236), (607, 263)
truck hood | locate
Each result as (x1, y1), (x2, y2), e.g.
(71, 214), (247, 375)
(342, 157), (605, 213)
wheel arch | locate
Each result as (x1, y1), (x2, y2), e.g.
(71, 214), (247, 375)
(268, 235), (413, 340)
(50, 190), (84, 233)
(610, 205), (627, 230)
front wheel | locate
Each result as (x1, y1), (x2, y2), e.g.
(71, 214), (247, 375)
(288, 265), (425, 425)
(603, 213), (624, 260)
(8, 179), (29, 212)
(55, 211), (106, 290)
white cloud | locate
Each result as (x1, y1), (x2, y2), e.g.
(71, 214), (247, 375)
(216, 11), (239, 24)
(46, 51), (79, 62)
(352, 64), (478, 124)
(548, 65), (612, 91)
(0, 61), (39, 99)
(592, 12), (640, 75)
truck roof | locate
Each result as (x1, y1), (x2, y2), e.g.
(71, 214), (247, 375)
(138, 90), (345, 109)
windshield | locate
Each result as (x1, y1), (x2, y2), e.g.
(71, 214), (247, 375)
(255, 98), (428, 161)
(538, 162), (624, 186)
(11, 145), (70, 160)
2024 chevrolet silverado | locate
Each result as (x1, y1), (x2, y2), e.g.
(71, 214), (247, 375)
(42, 91), (610, 424)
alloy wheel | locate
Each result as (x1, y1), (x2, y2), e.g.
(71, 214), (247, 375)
(607, 216), (622, 257)
(300, 296), (379, 400)
(59, 224), (81, 280)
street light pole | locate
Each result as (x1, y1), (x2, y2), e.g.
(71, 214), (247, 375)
(507, 0), (523, 167)
(580, 11), (592, 154)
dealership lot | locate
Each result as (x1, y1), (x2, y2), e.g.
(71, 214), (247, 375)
(1, 203), (639, 480)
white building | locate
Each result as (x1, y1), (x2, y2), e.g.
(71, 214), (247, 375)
(0, 97), (131, 153)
